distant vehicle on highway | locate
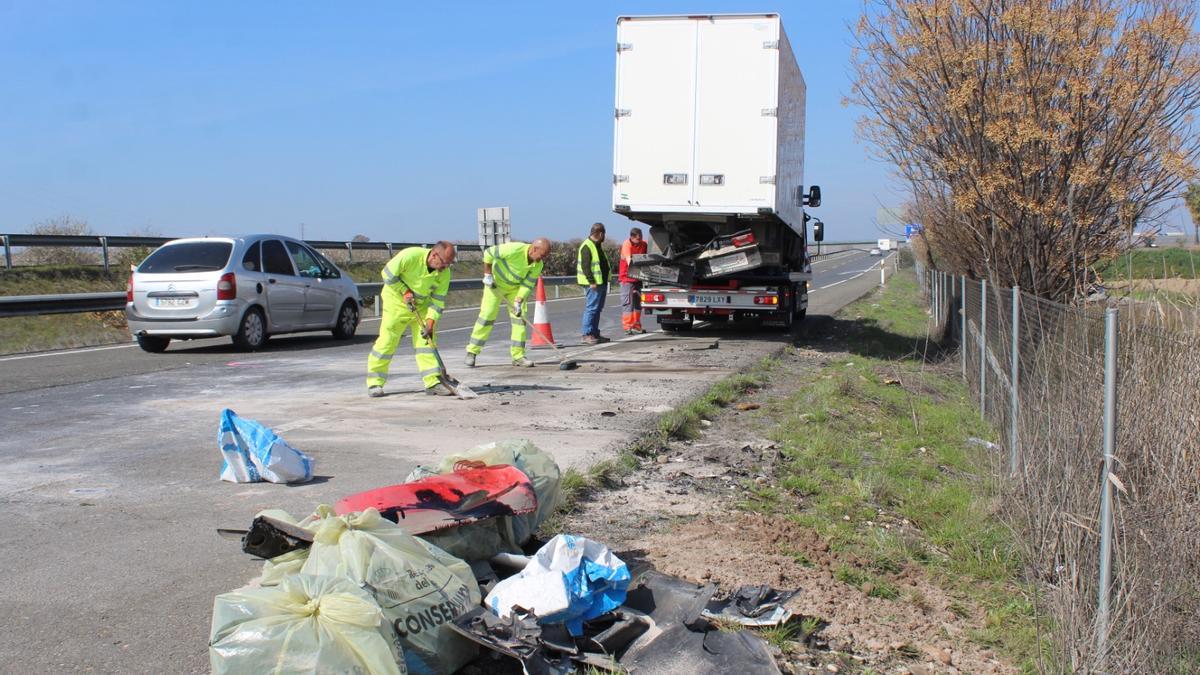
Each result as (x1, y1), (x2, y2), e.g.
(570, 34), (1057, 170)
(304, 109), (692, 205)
(869, 248), (882, 256)
(125, 235), (361, 353)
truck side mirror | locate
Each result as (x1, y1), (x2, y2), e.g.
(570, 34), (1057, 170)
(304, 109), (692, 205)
(812, 219), (824, 242)
(804, 185), (822, 208)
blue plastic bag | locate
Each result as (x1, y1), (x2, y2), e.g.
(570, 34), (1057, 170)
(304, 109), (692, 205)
(218, 408), (314, 484)
(484, 534), (631, 635)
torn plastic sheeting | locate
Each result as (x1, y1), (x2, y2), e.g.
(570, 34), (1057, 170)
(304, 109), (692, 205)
(217, 408), (313, 484)
(700, 584), (800, 627)
(485, 534), (631, 636)
(620, 622), (781, 675)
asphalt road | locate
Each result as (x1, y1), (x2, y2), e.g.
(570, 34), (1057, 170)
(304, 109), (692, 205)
(0, 249), (891, 674)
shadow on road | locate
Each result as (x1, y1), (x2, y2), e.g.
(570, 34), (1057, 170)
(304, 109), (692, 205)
(793, 314), (952, 363)
(163, 333), (377, 355)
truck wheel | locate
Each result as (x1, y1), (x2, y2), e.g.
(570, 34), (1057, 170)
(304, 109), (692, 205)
(136, 335), (170, 353)
(232, 307), (268, 351)
(332, 301), (359, 340)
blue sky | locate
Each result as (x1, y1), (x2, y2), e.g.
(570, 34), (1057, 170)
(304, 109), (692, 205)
(0, 2), (911, 244)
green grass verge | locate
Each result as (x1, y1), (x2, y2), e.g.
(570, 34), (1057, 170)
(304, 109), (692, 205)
(746, 270), (1045, 670)
(1097, 247), (1200, 280)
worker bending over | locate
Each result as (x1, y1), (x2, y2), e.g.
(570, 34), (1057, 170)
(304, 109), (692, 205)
(366, 241), (456, 397)
(465, 238), (551, 368)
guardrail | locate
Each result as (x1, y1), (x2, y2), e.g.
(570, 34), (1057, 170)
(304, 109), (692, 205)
(0, 234), (484, 272)
(0, 276), (580, 318)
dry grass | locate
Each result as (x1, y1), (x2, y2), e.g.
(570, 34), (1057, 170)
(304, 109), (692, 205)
(925, 269), (1200, 672)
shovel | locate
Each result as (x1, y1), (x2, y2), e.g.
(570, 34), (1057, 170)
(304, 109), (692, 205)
(425, 327), (478, 399)
(503, 296), (580, 371)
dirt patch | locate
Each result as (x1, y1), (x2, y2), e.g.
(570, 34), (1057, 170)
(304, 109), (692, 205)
(566, 346), (1015, 674)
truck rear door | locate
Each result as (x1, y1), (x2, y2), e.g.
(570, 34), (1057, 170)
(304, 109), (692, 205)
(613, 17), (697, 209)
(693, 16), (779, 210)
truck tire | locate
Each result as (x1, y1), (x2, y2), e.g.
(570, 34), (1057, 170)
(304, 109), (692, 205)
(232, 307), (268, 351)
(136, 335), (170, 353)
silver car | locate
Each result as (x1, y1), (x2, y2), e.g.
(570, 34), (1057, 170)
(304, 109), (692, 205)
(125, 235), (361, 352)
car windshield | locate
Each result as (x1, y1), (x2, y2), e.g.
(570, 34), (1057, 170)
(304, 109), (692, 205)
(138, 242), (233, 273)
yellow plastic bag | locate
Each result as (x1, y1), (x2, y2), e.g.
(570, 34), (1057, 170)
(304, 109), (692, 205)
(209, 574), (404, 675)
(302, 506), (481, 675)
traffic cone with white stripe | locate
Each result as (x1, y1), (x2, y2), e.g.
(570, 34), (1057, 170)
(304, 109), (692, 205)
(529, 277), (556, 348)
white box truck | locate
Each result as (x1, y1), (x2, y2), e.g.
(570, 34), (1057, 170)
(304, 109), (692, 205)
(877, 238), (893, 252)
(612, 13), (821, 330)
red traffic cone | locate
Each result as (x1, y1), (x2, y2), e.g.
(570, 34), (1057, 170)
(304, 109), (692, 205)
(529, 277), (556, 348)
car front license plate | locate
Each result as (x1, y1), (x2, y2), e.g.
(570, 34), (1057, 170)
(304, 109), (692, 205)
(154, 297), (194, 308)
(690, 294), (726, 305)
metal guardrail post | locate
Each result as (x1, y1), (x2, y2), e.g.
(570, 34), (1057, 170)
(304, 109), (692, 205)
(961, 276), (967, 379)
(386, 243), (393, 259)
(1096, 306), (1119, 661)
(3, 235), (11, 269)
(100, 237), (109, 274)
(1009, 285), (1020, 475)
(979, 279), (987, 415)
(346, 242), (354, 265)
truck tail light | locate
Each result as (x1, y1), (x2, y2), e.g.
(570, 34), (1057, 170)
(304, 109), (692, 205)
(732, 232), (756, 248)
(217, 273), (237, 300)
(126, 275), (134, 303)
(642, 292), (666, 303)
(753, 295), (779, 305)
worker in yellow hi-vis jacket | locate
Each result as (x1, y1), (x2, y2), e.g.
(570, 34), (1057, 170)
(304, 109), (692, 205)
(366, 241), (456, 397)
(464, 238), (551, 368)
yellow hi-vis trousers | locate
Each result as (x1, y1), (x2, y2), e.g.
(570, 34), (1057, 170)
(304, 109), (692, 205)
(366, 288), (442, 390)
(466, 285), (528, 361)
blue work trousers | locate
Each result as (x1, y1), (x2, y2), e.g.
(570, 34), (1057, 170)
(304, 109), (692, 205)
(581, 286), (607, 337)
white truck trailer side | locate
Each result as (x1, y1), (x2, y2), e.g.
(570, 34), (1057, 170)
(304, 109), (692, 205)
(612, 13), (821, 330)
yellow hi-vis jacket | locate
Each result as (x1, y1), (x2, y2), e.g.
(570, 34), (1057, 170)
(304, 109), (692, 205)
(484, 242), (544, 301)
(380, 246), (451, 322)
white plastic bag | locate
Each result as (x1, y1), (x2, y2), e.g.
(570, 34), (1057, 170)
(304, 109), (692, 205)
(301, 506), (481, 675)
(218, 408), (314, 483)
(209, 574), (404, 675)
(485, 534), (631, 635)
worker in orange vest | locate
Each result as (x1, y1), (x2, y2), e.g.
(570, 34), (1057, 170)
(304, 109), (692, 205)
(618, 227), (648, 334)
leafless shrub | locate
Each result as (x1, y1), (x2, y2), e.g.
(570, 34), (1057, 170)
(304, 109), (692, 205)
(18, 216), (98, 266)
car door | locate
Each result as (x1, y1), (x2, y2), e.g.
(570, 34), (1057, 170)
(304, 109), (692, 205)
(260, 239), (306, 331)
(286, 241), (340, 326)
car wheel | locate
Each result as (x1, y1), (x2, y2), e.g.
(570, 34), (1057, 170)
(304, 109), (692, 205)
(332, 301), (359, 340)
(136, 335), (170, 353)
(232, 307), (267, 351)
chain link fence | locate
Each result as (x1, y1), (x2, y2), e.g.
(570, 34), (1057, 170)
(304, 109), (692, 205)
(916, 264), (1200, 672)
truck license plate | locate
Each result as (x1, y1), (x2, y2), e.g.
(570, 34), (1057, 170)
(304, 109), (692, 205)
(154, 297), (193, 308)
(689, 295), (726, 305)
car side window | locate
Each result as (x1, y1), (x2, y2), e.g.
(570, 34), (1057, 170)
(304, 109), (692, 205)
(241, 242), (262, 272)
(308, 246), (340, 279)
(286, 241), (323, 278)
(262, 240), (295, 276)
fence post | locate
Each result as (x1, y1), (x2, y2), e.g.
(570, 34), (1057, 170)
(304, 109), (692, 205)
(880, 259), (885, 286)
(1096, 306), (1119, 660)
(979, 279), (988, 415)
(2, 235), (10, 269)
(961, 276), (967, 379)
(1009, 285), (1020, 475)
(100, 236), (110, 274)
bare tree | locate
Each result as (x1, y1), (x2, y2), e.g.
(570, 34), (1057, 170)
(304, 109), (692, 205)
(851, 0), (1200, 301)
(21, 216), (97, 266)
